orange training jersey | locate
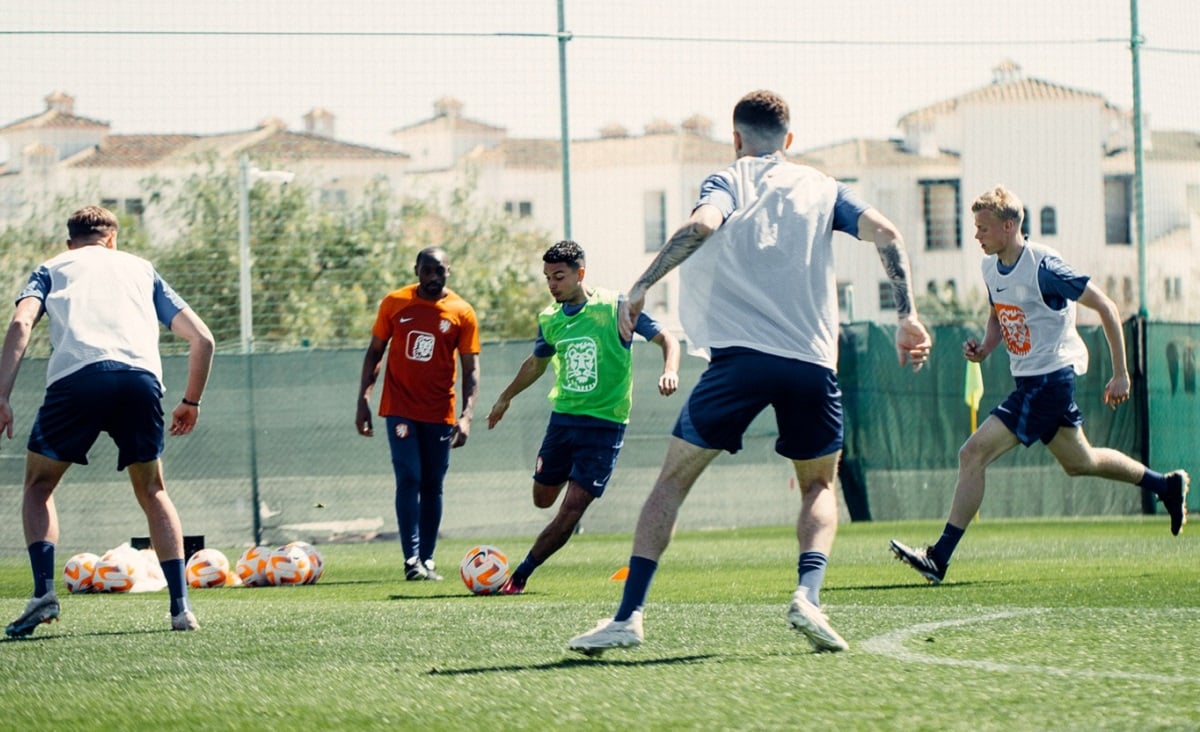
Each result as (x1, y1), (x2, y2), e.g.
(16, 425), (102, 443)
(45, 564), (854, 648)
(372, 284), (480, 424)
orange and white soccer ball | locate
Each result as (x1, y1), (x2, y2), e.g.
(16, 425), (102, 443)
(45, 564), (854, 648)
(285, 541), (324, 584)
(63, 552), (100, 594)
(186, 548), (233, 589)
(459, 545), (509, 595)
(236, 545), (272, 587)
(92, 553), (137, 593)
(265, 545), (312, 586)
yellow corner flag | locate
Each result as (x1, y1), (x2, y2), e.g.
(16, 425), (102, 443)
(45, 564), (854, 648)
(965, 361), (984, 432)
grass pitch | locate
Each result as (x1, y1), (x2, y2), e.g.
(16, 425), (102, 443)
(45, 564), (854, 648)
(1, 518), (1198, 730)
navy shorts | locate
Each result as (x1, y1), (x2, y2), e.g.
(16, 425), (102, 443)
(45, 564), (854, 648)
(673, 347), (843, 460)
(27, 364), (165, 470)
(533, 418), (626, 498)
(992, 366), (1084, 446)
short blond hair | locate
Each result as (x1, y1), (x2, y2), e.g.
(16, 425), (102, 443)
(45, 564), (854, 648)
(971, 185), (1024, 225)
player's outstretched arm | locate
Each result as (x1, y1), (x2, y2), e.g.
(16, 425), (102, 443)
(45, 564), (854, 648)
(452, 351), (480, 448)
(356, 336), (387, 437)
(0, 298), (43, 439)
(964, 309), (1001, 363)
(622, 204), (723, 340)
(168, 307), (215, 436)
(858, 208), (931, 371)
(651, 330), (680, 396)
(1077, 282), (1130, 408)
(487, 354), (549, 429)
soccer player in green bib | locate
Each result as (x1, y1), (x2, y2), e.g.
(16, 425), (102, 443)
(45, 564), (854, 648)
(487, 240), (680, 594)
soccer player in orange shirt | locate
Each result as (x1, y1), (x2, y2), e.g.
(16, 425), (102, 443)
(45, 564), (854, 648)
(356, 247), (480, 581)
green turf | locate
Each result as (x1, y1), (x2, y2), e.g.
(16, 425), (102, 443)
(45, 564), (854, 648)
(1, 519), (1198, 730)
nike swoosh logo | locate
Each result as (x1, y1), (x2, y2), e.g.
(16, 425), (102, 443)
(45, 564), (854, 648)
(565, 322), (579, 328)
(400, 317), (415, 323)
(995, 287), (1007, 292)
(440, 434), (454, 442)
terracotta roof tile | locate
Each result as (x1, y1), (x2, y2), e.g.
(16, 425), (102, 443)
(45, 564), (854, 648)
(68, 134), (200, 168)
(899, 76), (1116, 127)
(0, 108), (109, 133)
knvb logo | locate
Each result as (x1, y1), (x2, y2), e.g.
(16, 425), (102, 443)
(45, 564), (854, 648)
(406, 331), (435, 362)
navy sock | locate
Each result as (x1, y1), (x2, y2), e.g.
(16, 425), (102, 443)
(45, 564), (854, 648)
(28, 541), (55, 597)
(1138, 469), (1167, 497)
(512, 552), (543, 583)
(614, 556), (657, 622)
(930, 523), (966, 566)
(797, 551), (828, 606)
(161, 559), (189, 616)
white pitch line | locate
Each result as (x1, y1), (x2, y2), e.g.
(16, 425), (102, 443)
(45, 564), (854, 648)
(857, 608), (1200, 684)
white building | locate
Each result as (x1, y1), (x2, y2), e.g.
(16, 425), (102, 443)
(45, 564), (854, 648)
(0, 91), (410, 243)
(3, 65), (1198, 329)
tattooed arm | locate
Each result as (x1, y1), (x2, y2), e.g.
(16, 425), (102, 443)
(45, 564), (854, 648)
(621, 203), (725, 339)
(858, 207), (932, 371)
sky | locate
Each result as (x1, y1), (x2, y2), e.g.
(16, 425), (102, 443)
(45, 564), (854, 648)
(2, 0), (1198, 160)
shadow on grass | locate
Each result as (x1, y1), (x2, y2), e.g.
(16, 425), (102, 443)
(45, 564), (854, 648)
(425, 653), (716, 676)
(848, 580), (989, 591)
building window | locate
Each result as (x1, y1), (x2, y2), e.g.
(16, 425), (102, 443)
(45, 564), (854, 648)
(644, 190), (666, 252)
(320, 188), (347, 207)
(1105, 176), (1132, 245)
(1040, 206), (1057, 236)
(878, 281), (896, 311)
(503, 200), (533, 218)
(836, 281), (855, 321)
(124, 198), (144, 226)
(919, 179), (960, 251)
(100, 198), (119, 211)
(1165, 277), (1183, 302)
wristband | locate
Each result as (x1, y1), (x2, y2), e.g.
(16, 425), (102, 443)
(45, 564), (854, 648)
(181, 397), (202, 407)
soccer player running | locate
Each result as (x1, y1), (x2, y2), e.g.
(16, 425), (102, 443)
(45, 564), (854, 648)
(567, 90), (931, 655)
(890, 185), (1189, 585)
(487, 240), (680, 595)
(356, 247), (480, 582)
(1, 205), (215, 636)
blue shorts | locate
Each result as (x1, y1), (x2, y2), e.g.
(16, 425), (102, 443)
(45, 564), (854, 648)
(992, 366), (1084, 446)
(673, 347), (843, 460)
(27, 363), (165, 470)
(533, 416), (626, 498)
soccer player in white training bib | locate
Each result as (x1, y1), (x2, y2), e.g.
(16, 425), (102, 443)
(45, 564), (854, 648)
(567, 90), (931, 656)
(890, 185), (1189, 586)
(1, 205), (214, 636)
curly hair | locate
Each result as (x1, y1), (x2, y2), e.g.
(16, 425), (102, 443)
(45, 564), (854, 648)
(543, 240), (585, 270)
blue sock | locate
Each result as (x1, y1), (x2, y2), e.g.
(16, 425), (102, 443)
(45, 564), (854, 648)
(28, 541), (55, 597)
(513, 552), (543, 583)
(930, 523), (966, 566)
(1138, 469), (1167, 497)
(161, 559), (189, 616)
(797, 551), (828, 606)
(614, 556), (657, 622)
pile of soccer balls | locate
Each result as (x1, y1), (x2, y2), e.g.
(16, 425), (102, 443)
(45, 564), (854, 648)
(62, 541), (325, 592)
(231, 542), (325, 588)
(62, 543), (166, 594)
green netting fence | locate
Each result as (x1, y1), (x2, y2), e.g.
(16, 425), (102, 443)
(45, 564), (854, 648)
(0, 320), (1192, 555)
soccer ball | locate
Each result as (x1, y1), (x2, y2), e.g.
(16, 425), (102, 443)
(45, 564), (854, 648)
(186, 548), (233, 589)
(459, 545), (509, 595)
(63, 552), (100, 594)
(92, 553), (137, 593)
(235, 546), (272, 587)
(265, 545), (312, 586)
(286, 541), (324, 584)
